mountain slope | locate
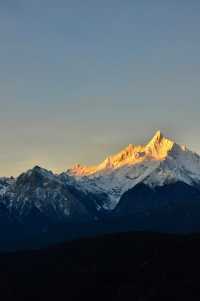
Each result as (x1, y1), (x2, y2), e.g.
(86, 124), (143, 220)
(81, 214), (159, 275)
(111, 182), (200, 232)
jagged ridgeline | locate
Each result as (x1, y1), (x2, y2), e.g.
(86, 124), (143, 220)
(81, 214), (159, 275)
(0, 131), (200, 250)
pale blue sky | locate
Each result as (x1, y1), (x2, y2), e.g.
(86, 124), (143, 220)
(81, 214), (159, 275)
(0, 0), (200, 176)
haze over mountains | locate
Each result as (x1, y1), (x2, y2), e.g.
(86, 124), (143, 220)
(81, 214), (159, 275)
(1, 131), (200, 250)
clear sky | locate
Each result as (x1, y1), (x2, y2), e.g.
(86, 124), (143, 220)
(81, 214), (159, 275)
(0, 0), (200, 176)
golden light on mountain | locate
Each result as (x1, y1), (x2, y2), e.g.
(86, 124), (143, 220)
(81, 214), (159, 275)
(69, 131), (176, 176)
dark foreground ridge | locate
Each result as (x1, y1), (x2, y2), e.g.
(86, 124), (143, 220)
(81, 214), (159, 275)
(1, 232), (200, 300)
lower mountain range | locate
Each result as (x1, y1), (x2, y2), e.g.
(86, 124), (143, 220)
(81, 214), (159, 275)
(1, 131), (200, 250)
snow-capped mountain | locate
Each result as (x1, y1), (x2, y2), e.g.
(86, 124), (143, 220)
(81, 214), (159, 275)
(0, 166), (102, 227)
(67, 131), (200, 209)
(1, 130), (200, 220)
(0, 130), (200, 250)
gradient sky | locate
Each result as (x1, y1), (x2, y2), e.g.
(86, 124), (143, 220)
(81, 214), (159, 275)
(0, 0), (200, 176)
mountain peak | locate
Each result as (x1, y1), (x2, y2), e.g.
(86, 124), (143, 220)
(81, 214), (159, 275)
(17, 165), (55, 183)
(145, 131), (174, 159)
(147, 130), (172, 146)
(69, 131), (178, 176)
(150, 130), (163, 142)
